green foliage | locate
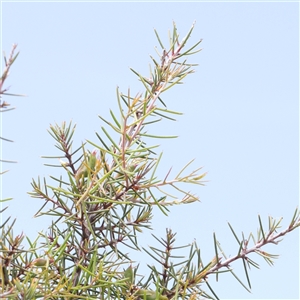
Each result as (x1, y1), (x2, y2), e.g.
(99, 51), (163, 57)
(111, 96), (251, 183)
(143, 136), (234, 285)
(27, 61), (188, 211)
(1, 22), (299, 299)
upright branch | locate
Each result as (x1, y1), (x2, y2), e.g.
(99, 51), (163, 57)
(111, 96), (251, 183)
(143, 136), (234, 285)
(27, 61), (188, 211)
(0, 44), (19, 111)
(26, 22), (207, 298)
(1, 44), (23, 164)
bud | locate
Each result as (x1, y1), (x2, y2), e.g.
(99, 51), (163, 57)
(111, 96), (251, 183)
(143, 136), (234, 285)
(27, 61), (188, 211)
(75, 150), (97, 182)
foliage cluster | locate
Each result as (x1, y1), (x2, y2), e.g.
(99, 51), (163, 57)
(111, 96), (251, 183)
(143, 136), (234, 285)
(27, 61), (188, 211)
(0, 23), (299, 299)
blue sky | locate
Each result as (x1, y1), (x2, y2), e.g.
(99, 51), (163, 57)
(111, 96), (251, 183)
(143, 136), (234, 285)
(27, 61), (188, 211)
(0, 2), (299, 299)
